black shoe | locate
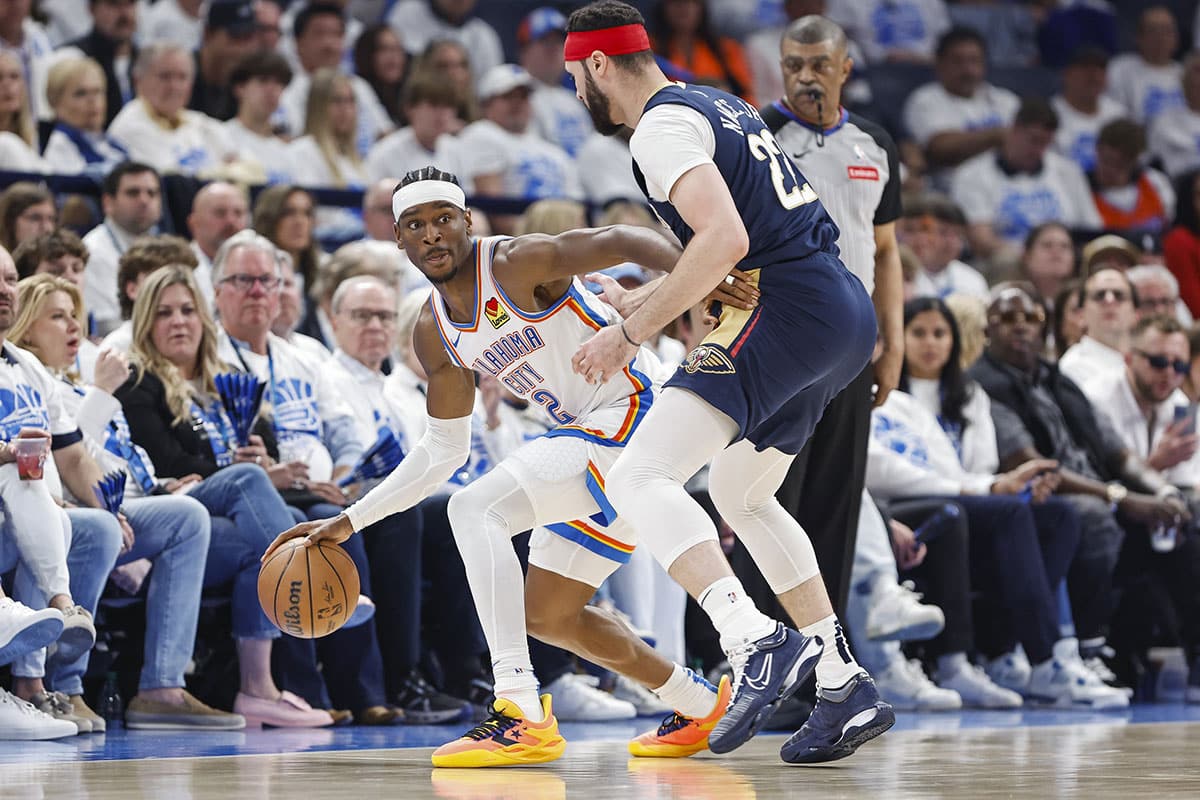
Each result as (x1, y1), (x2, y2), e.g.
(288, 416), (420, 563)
(393, 672), (471, 725)
(1079, 643), (1134, 698)
(458, 677), (495, 722)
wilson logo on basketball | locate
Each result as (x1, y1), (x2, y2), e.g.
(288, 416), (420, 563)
(283, 581), (304, 637)
(484, 297), (510, 329)
(847, 166), (879, 181)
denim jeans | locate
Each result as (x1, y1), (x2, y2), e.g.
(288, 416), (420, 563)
(189, 463), (294, 640)
(47, 496), (210, 695)
(5, 507), (121, 684)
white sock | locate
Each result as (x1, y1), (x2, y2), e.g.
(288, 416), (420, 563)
(699, 576), (779, 651)
(801, 614), (862, 690)
(652, 665), (719, 719)
(491, 649), (544, 722)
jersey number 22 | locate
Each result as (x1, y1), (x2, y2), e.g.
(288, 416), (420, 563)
(748, 129), (818, 210)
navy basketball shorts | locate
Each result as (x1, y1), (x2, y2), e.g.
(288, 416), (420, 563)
(665, 252), (877, 455)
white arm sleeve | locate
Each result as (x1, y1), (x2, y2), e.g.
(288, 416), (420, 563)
(343, 414), (473, 530)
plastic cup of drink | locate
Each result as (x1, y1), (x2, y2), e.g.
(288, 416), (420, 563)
(14, 437), (49, 480)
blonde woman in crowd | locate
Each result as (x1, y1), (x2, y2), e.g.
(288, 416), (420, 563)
(42, 57), (128, 176)
(0, 52), (48, 172)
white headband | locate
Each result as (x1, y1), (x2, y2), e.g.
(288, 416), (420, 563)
(392, 180), (467, 221)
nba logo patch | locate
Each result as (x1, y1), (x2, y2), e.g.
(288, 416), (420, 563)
(682, 345), (736, 375)
(484, 297), (510, 329)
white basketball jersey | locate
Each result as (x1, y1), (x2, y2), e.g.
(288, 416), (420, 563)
(429, 236), (660, 445)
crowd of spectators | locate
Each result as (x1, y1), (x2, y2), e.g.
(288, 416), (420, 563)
(4, 0), (1200, 741)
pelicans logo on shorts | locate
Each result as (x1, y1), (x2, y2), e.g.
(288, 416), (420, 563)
(484, 297), (510, 329)
(682, 345), (736, 375)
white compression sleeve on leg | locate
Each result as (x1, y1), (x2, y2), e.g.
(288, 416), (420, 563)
(707, 438), (820, 594)
(343, 415), (472, 531)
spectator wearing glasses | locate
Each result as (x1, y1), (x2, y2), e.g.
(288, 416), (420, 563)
(62, 0), (139, 128)
(42, 57), (129, 178)
(970, 285), (1188, 694)
(324, 275), (482, 721)
(1059, 268), (1139, 396)
(1128, 264), (1191, 326)
(1069, 314), (1200, 698)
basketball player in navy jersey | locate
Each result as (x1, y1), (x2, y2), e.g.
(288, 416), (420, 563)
(566, 1), (894, 763)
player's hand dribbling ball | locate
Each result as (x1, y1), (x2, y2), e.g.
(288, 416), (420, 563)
(258, 538), (360, 638)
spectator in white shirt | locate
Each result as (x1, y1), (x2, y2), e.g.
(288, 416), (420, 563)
(277, 3), (391, 157)
(82, 162), (162, 335)
(0, 0), (58, 121)
(279, 0), (363, 74)
(902, 27), (1019, 184)
(1088, 119), (1175, 236)
(223, 50), (293, 185)
(187, 181), (249, 303)
(457, 64), (583, 232)
(1149, 51), (1200, 180)
(287, 68), (369, 238)
(0, 51), (45, 172)
(952, 98), (1101, 266)
(1107, 6), (1184, 126)
(826, 0), (949, 65)
(42, 57), (128, 177)
(1128, 263), (1192, 327)
(899, 193), (989, 301)
(386, 0), (503, 84)
(141, 0), (204, 51)
(363, 70), (467, 185)
(1084, 315), (1200, 487)
(517, 6), (592, 158)
(108, 43), (234, 176)
(1059, 267), (1139, 395)
(1051, 46), (1127, 173)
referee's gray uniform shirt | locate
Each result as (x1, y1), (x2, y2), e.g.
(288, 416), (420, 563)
(762, 102), (901, 295)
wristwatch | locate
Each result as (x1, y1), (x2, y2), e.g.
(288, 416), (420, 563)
(1105, 482), (1128, 511)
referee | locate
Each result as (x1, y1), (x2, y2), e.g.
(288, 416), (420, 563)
(757, 15), (904, 618)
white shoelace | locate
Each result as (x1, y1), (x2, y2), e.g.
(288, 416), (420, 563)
(725, 641), (758, 705)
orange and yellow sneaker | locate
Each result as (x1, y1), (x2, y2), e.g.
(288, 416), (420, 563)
(431, 694), (565, 768)
(627, 675), (732, 758)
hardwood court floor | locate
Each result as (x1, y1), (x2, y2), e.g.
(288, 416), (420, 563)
(3, 720), (1200, 800)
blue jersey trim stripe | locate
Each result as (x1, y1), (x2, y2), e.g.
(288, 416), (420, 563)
(544, 521), (633, 564)
(566, 284), (610, 329)
(428, 295), (467, 367)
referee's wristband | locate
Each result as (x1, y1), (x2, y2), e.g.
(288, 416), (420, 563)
(620, 322), (639, 347)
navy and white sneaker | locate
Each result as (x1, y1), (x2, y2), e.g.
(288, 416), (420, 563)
(779, 672), (894, 764)
(708, 623), (822, 755)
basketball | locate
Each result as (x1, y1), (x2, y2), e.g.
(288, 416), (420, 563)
(258, 539), (360, 639)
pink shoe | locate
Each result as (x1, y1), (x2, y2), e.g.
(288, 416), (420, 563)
(233, 691), (335, 729)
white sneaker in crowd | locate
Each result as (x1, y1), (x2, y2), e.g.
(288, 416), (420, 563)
(0, 688), (78, 740)
(544, 673), (637, 721)
(873, 658), (962, 711)
(985, 645), (1033, 694)
(935, 660), (1023, 709)
(611, 675), (672, 716)
(0, 598), (64, 666)
(1026, 639), (1130, 710)
(865, 579), (945, 642)
(54, 605), (97, 663)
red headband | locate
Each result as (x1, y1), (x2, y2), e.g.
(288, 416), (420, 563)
(563, 24), (650, 61)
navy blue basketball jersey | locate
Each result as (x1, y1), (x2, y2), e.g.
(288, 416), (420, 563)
(631, 84), (841, 269)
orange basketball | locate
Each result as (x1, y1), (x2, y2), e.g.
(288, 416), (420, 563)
(258, 539), (360, 639)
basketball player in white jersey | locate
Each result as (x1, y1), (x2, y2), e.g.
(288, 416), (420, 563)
(262, 167), (766, 768)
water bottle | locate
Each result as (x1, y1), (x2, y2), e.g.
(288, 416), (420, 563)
(1151, 525), (1179, 553)
(98, 671), (124, 730)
